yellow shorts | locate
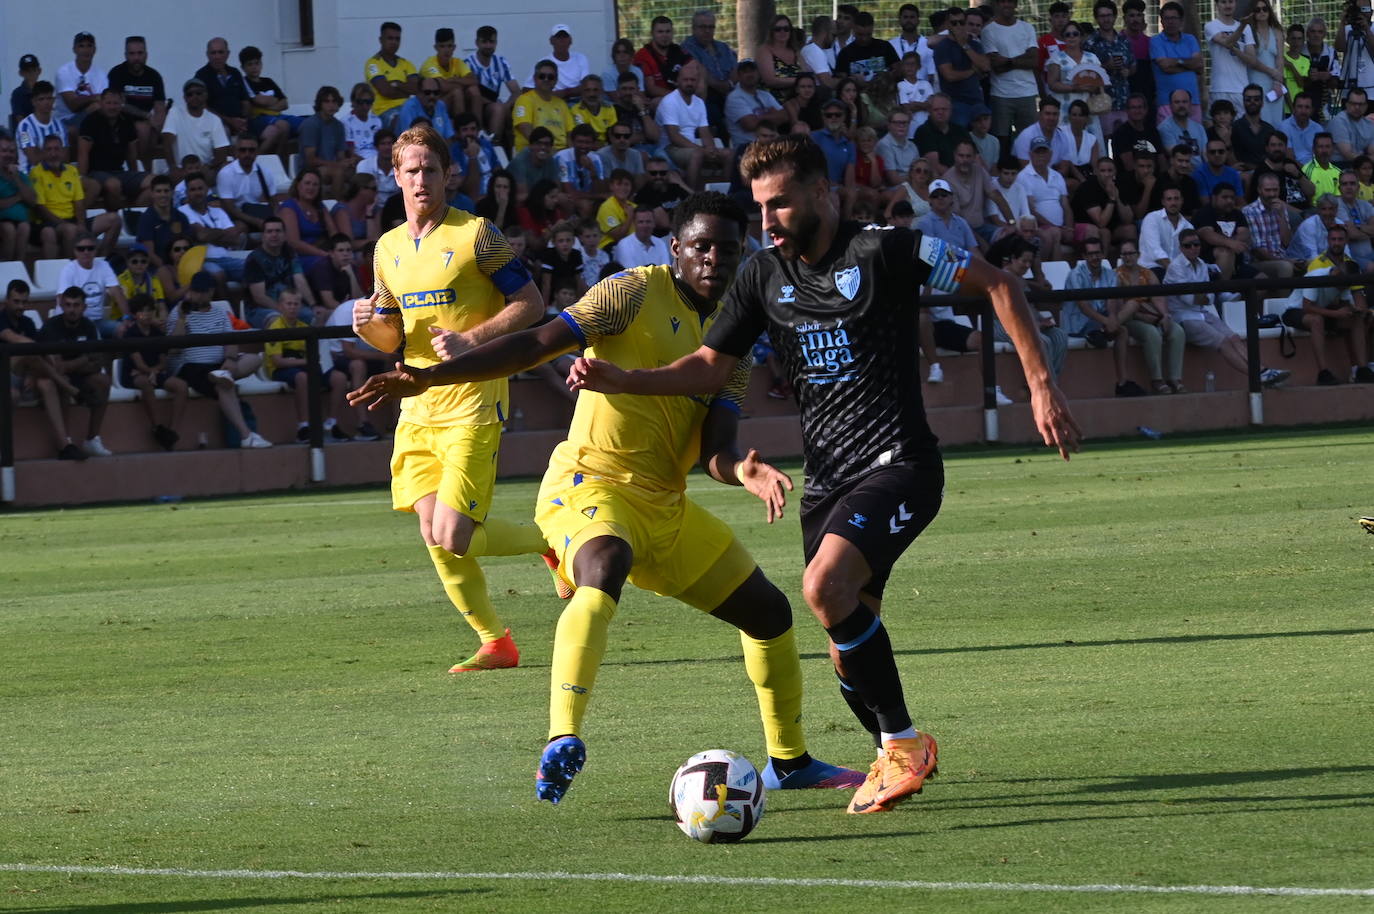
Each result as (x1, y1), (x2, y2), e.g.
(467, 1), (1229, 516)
(390, 421), (501, 519)
(535, 473), (756, 610)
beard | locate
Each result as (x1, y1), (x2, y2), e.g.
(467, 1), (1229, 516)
(768, 202), (822, 259)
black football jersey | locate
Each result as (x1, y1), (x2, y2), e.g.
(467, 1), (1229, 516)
(706, 222), (973, 496)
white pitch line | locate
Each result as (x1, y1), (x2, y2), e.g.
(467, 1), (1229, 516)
(2, 863), (1371, 897)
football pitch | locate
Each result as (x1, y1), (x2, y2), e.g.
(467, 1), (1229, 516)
(3, 426), (1372, 913)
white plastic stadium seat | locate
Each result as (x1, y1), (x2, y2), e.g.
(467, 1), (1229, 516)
(704, 182), (731, 194)
(236, 366), (287, 396)
(1040, 260), (1071, 289)
(257, 156), (290, 193)
(107, 358), (137, 402)
(29, 259), (67, 299)
(0, 260), (34, 293)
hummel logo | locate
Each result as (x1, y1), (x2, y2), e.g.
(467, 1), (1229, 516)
(848, 512), (867, 529)
(779, 284), (796, 303)
(889, 503), (913, 534)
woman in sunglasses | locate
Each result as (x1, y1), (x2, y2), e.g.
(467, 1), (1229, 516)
(757, 13), (803, 101)
(1045, 21), (1110, 138)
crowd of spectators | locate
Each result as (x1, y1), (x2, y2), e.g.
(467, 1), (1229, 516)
(4, 5), (1374, 460)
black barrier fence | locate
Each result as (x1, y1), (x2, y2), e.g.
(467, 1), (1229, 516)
(1, 270), (1368, 503)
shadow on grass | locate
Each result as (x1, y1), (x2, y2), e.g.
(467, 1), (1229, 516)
(943, 797), (1374, 831)
(970, 765), (1374, 793)
(8, 887), (485, 914)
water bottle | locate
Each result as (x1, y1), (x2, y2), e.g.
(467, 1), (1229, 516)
(154, 495), (183, 504)
(197, 432), (209, 450)
(1204, 370), (1216, 393)
(510, 408), (525, 431)
(1137, 426), (1163, 440)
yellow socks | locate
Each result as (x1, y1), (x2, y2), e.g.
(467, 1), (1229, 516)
(740, 626), (807, 761)
(548, 587), (618, 740)
(427, 544), (503, 643)
(463, 516), (548, 557)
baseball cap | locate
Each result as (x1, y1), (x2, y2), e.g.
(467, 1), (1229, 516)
(822, 98), (847, 112)
(1133, 139), (1157, 154)
(969, 103), (991, 120)
(550, 24), (573, 37)
(183, 77), (207, 92)
(73, 31), (95, 45)
(19, 54), (39, 71)
(930, 178), (953, 194)
(1030, 136), (1052, 151)
(190, 271), (216, 292)
(127, 243), (150, 256)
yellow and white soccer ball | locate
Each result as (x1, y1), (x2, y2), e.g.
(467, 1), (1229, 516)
(668, 749), (766, 843)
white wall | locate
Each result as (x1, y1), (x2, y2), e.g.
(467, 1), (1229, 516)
(1, 0), (616, 115)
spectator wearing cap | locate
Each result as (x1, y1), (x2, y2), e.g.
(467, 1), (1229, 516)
(395, 77), (455, 139)
(14, 80), (65, 175)
(682, 9), (739, 126)
(916, 178), (980, 251)
(365, 22), (418, 129)
(238, 46), (295, 156)
(162, 79), (230, 182)
(724, 60), (787, 147)
(117, 243), (167, 320)
(106, 37), (167, 170)
(655, 60), (729, 189)
(1012, 97), (1074, 174)
(1016, 136), (1075, 259)
(10, 53), (42, 134)
(512, 60), (575, 152)
(194, 38), (251, 137)
(54, 31), (107, 135)
(78, 88), (149, 210)
(934, 6), (990, 126)
(1109, 93), (1165, 175)
(421, 28), (477, 116)
(812, 98), (857, 185)
(171, 272), (273, 449)
(534, 25), (591, 100)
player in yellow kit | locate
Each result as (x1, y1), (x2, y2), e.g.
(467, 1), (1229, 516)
(350, 192), (864, 804)
(351, 123), (563, 673)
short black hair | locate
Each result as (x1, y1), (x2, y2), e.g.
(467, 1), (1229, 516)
(380, 21), (401, 33)
(239, 45), (262, 64)
(477, 25), (497, 41)
(6, 278), (29, 296)
(129, 292), (156, 313)
(671, 190), (748, 238)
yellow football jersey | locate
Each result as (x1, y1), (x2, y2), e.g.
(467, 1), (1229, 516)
(364, 55), (417, 117)
(511, 90), (575, 151)
(570, 101), (617, 142)
(420, 55), (472, 81)
(548, 265), (752, 498)
(31, 163), (83, 220)
(373, 207), (531, 427)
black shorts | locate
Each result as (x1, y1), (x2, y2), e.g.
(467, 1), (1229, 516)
(932, 319), (977, 352)
(479, 85), (498, 102)
(801, 460), (944, 600)
(176, 362), (223, 398)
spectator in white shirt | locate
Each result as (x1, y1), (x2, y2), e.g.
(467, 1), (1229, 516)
(1015, 137), (1072, 258)
(162, 79), (230, 182)
(802, 15), (839, 87)
(654, 61), (729, 189)
(724, 60), (788, 147)
(215, 133), (284, 231)
(1139, 187), (1194, 275)
(54, 31), (108, 132)
(59, 232), (126, 338)
(356, 130), (400, 203)
(611, 207), (671, 268)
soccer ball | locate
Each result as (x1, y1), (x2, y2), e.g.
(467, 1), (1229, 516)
(668, 749), (766, 843)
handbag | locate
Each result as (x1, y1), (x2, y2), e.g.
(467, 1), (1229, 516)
(1088, 91), (1112, 114)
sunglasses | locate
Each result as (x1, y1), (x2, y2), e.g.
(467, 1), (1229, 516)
(75, 245), (96, 252)
(647, 169), (668, 176)
(537, 73), (557, 81)
(171, 245), (190, 253)
(611, 132), (632, 139)
(824, 112), (844, 118)
(1181, 240), (1201, 248)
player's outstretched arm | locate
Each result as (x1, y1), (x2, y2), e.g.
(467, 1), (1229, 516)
(347, 318), (580, 410)
(567, 344), (738, 396)
(964, 256), (1083, 460)
(699, 403), (794, 523)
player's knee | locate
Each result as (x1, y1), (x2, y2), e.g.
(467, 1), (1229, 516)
(436, 522), (473, 556)
(739, 584), (792, 641)
(801, 564), (857, 620)
(570, 535), (633, 591)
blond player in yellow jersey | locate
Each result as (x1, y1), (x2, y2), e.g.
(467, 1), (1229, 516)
(350, 192), (864, 805)
(351, 123), (565, 673)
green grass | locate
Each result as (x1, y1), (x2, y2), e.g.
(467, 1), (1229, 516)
(3, 426), (1373, 913)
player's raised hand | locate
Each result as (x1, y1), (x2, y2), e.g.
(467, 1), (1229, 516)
(1030, 383), (1083, 460)
(737, 448), (794, 524)
(347, 362), (430, 410)
(566, 356), (628, 394)
(430, 325), (472, 360)
(351, 292), (380, 334)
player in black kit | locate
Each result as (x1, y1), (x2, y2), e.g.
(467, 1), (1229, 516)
(569, 135), (1081, 814)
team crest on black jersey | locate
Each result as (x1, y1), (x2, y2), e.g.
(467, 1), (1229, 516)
(834, 266), (861, 301)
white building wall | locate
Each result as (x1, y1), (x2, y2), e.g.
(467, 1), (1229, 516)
(1, 0), (616, 115)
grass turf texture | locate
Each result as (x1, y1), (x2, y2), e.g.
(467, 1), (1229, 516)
(2, 426), (1372, 913)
